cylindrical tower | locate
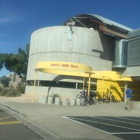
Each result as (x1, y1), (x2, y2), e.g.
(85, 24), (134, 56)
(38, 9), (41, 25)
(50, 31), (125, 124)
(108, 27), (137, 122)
(25, 26), (113, 98)
(112, 39), (127, 68)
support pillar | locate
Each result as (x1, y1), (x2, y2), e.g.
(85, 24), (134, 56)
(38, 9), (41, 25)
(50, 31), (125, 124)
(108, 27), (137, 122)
(32, 69), (37, 103)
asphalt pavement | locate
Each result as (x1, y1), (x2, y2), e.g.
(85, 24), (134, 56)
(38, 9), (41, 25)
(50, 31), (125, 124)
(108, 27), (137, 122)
(0, 94), (140, 140)
(0, 107), (44, 140)
(65, 116), (140, 140)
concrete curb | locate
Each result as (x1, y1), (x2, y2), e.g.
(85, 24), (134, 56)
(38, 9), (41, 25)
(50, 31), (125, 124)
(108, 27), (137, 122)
(0, 103), (60, 139)
(0, 103), (27, 119)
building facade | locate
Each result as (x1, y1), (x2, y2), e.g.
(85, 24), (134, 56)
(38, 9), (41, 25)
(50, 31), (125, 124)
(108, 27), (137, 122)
(25, 14), (140, 100)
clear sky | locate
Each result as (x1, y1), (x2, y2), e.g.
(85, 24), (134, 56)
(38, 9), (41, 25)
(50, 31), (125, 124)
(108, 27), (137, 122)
(0, 0), (140, 77)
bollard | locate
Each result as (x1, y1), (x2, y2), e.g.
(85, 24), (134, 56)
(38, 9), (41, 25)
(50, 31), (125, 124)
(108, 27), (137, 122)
(70, 98), (76, 105)
(76, 98), (81, 105)
(55, 97), (60, 105)
(63, 98), (69, 105)
(48, 96), (53, 104)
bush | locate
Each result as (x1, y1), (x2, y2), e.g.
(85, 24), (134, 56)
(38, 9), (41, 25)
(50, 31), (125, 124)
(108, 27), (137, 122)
(0, 87), (8, 96)
(0, 76), (11, 87)
(6, 89), (21, 97)
(0, 86), (3, 92)
(0, 87), (21, 97)
(49, 94), (60, 103)
(17, 82), (25, 93)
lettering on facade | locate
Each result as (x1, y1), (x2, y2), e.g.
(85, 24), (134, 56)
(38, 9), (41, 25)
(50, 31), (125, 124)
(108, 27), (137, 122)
(51, 63), (79, 69)
(51, 63), (61, 67)
(62, 64), (69, 68)
(71, 64), (79, 69)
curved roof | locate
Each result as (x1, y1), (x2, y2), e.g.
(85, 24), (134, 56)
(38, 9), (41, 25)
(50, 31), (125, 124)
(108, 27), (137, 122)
(127, 28), (140, 38)
(63, 13), (133, 32)
(89, 14), (133, 31)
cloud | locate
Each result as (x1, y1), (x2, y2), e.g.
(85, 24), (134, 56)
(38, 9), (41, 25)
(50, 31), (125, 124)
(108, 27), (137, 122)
(0, 4), (24, 24)
(0, 16), (21, 24)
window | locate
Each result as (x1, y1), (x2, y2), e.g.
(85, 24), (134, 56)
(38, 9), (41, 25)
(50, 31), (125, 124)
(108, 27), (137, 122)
(26, 80), (76, 89)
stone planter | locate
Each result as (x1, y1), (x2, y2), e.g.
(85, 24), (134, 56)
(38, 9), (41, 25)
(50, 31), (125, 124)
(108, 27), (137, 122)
(81, 98), (86, 106)
(55, 97), (60, 105)
(76, 98), (81, 105)
(70, 98), (76, 105)
(48, 96), (53, 104)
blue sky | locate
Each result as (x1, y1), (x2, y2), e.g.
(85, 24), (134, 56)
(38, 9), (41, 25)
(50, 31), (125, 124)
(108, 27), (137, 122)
(0, 0), (140, 77)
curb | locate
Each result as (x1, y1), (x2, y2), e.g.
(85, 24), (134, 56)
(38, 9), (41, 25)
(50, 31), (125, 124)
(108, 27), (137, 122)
(0, 103), (27, 119)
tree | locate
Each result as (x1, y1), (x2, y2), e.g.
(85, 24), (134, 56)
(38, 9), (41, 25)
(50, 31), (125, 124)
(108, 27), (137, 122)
(0, 44), (30, 79)
(17, 44), (30, 78)
(0, 76), (11, 87)
(0, 53), (4, 70)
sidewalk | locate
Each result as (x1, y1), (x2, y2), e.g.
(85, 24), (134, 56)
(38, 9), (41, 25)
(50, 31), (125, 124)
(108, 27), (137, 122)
(0, 94), (140, 140)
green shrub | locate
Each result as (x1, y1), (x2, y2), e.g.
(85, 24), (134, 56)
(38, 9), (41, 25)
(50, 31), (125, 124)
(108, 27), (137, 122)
(49, 94), (60, 103)
(0, 76), (11, 87)
(0, 88), (8, 96)
(0, 86), (3, 92)
(5, 89), (21, 97)
(17, 82), (25, 93)
(0, 87), (21, 97)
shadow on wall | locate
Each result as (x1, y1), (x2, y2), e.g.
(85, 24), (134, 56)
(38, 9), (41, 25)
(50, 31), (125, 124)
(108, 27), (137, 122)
(47, 76), (61, 97)
(47, 75), (83, 96)
(96, 91), (103, 99)
(96, 80), (124, 101)
(92, 32), (114, 61)
(96, 87), (123, 101)
(110, 85), (124, 101)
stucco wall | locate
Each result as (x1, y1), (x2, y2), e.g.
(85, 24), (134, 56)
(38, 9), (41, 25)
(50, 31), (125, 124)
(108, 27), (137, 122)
(27, 26), (113, 80)
(121, 66), (140, 77)
(26, 26), (113, 97)
(26, 86), (83, 101)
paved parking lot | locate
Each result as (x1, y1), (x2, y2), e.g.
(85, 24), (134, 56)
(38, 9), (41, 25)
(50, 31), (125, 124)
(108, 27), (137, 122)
(0, 108), (44, 140)
(1, 95), (140, 140)
(64, 116), (140, 140)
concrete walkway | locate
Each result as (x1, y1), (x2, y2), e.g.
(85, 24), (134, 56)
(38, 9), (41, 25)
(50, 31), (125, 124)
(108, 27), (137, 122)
(0, 94), (140, 140)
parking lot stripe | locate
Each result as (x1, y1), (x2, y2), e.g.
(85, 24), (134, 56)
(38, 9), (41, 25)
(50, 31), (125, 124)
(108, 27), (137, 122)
(0, 116), (12, 121)
(69, 117), (140, 132)
(112, 132), (140, 135)
(91, 116), (140, 127)
(115, 116), (140, 122)
(0, 121), (21, 125)
(62, 116), (110, 134)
